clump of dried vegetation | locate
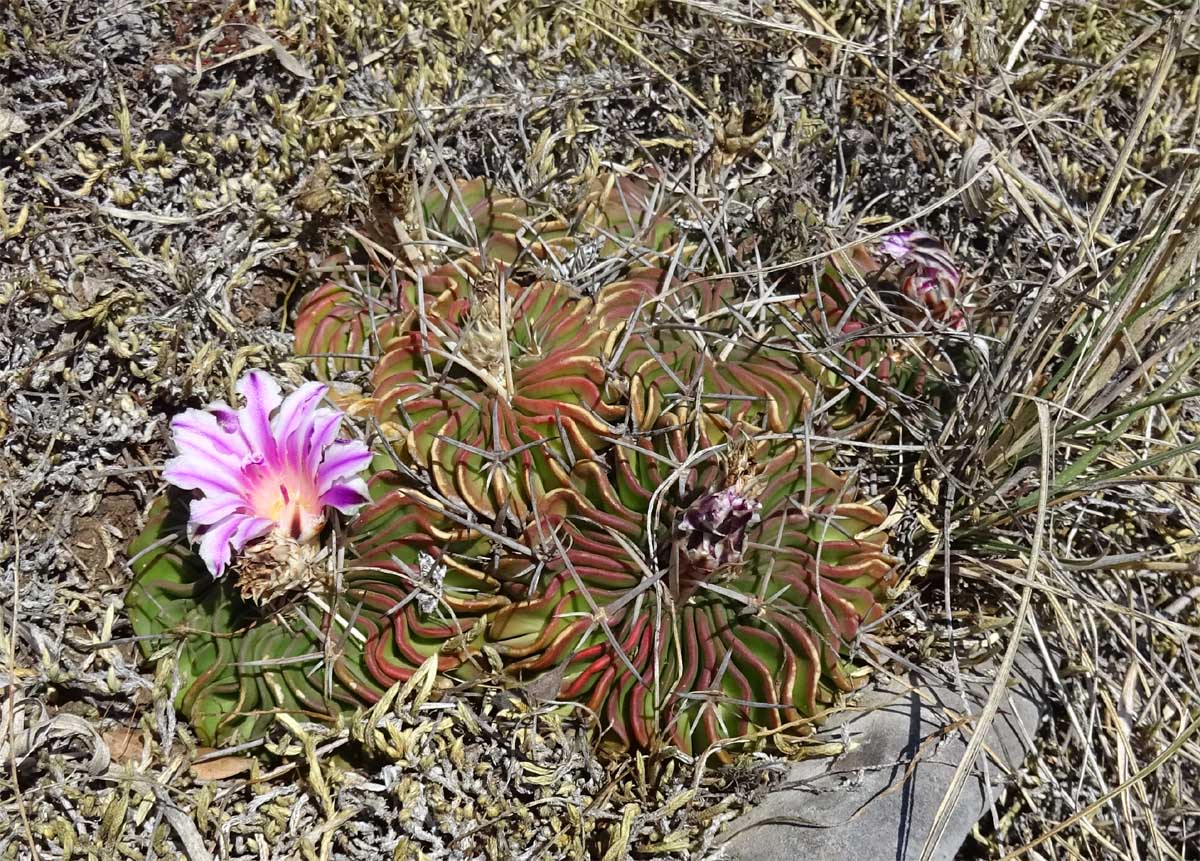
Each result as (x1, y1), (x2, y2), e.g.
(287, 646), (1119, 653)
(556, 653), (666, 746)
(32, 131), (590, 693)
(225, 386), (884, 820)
(2, 0), (1199, 859)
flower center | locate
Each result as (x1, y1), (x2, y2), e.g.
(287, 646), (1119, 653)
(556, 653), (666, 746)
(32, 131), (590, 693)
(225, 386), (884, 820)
(250, 474), (324, 542)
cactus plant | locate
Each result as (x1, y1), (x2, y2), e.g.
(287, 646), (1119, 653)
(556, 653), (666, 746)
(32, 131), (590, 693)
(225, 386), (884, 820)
(127, 177), (939, 754)
(127, 496), (370, 743)
(480, 428), (897, 754)
(366, 263), (660, 521)
(614, 270), (894, 445)
(129, 425), (896, 751)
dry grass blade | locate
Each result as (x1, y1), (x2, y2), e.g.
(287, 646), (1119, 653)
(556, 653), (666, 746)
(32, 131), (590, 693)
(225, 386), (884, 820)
(999, 712), (1200, 860)
(919, 402), (1050, 860)
(1082, 16), (1183, 252)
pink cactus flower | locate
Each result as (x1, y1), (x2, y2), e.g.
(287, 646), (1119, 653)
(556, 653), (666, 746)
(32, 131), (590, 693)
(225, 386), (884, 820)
(877, 229), (964, 327)
(163, 370), (371, 578)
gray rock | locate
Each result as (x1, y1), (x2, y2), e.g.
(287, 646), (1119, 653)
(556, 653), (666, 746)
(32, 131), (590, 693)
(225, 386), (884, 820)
(717, 648), (1048, 861)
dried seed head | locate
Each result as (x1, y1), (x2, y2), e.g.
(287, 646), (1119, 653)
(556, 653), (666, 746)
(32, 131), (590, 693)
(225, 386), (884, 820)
(235, 533), (331, 603)
(455, 272), (511, 397)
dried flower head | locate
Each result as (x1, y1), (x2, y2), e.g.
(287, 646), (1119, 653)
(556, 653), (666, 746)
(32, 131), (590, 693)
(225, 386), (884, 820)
(163, 370), (371, 583)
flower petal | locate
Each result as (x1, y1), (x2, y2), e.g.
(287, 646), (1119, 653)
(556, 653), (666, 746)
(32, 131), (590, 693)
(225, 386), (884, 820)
(210, 403), (240, 433)
(273, 381), (327, 471)
(235, 371), (283, 464)
(163, 453), (247, 498)
(168, 417), (253, 489)
(878, 231), (916, 260)
(189, 494), (248, 527)
(197, 513), (273, 577)
(170, 408), (250, 462)
(187, 494), (246, 531)
(319, 478), (370, 514)
(304, 408), (345, 474)
(316, 440), (371, 493)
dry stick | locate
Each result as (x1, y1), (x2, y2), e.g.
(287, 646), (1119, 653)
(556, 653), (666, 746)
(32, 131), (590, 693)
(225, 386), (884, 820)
(1083, 16), (1183, 253)
(668, 0), (863, 49)
(1100, 685), (1175, 861)
(150, 783), (215, 861)
(21, 87), (100, 157)
(1004, 0), (1052, 71)
(917, 402), (1051, 861)
(991, 172), (1200, 473)
(1025, 21), (1163, 123)
(1071, 168), (1200, 419)
(574, 12), (708, 114)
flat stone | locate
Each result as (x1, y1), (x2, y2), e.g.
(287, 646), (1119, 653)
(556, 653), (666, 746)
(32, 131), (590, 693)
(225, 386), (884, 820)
(718, 647), (1047, 861)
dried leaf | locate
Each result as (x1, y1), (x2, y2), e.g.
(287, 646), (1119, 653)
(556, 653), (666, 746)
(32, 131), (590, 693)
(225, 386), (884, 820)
(100, 727), (146, 766)
(0, 107), (29, 141)
(0, 706), (110, 776)
(243, 26), (313, 80)
(189, 752), (255, 781)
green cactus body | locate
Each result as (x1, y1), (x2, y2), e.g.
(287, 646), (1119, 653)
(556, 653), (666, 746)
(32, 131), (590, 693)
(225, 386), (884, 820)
(128, 176), (911, 754)
(127, 496), (372, 742)
(616, 271), (891, 446)
(294, 176), (674, 380)
(485, 430), (898, 754)
(368, 262), (661, 521)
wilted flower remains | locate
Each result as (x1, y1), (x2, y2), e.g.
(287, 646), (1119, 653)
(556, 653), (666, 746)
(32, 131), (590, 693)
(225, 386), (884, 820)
(878, 229), (964, 326)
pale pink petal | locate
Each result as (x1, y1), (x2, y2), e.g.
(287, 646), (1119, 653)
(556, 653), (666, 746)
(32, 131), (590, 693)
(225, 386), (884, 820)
(164, 454), (246, 497)
(879, 230), (958, 280)
(273, 382), (327, 470)
(235, 371), (283, 465)
(169, 421), (249, 483)
(197, 513), (273, 577)
(316, 440), (371, 493)
(185, 494), (246, 544)
(304, 408), (344, 473)
(210, 403), (240, 433)
(236, 453), (272, 490)
(878, 231), (916, 260)
(189, 494), (248, 527)
(319, 478), (370, 514)
(170, 408), (250, 459)
(231, 515), (274, 550)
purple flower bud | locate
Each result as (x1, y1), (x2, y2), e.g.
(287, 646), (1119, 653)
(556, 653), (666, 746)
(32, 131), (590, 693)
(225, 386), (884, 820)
(878, 230), (958, 276)
(676, 487), (762, 571)
(877, 230), (963, 326)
